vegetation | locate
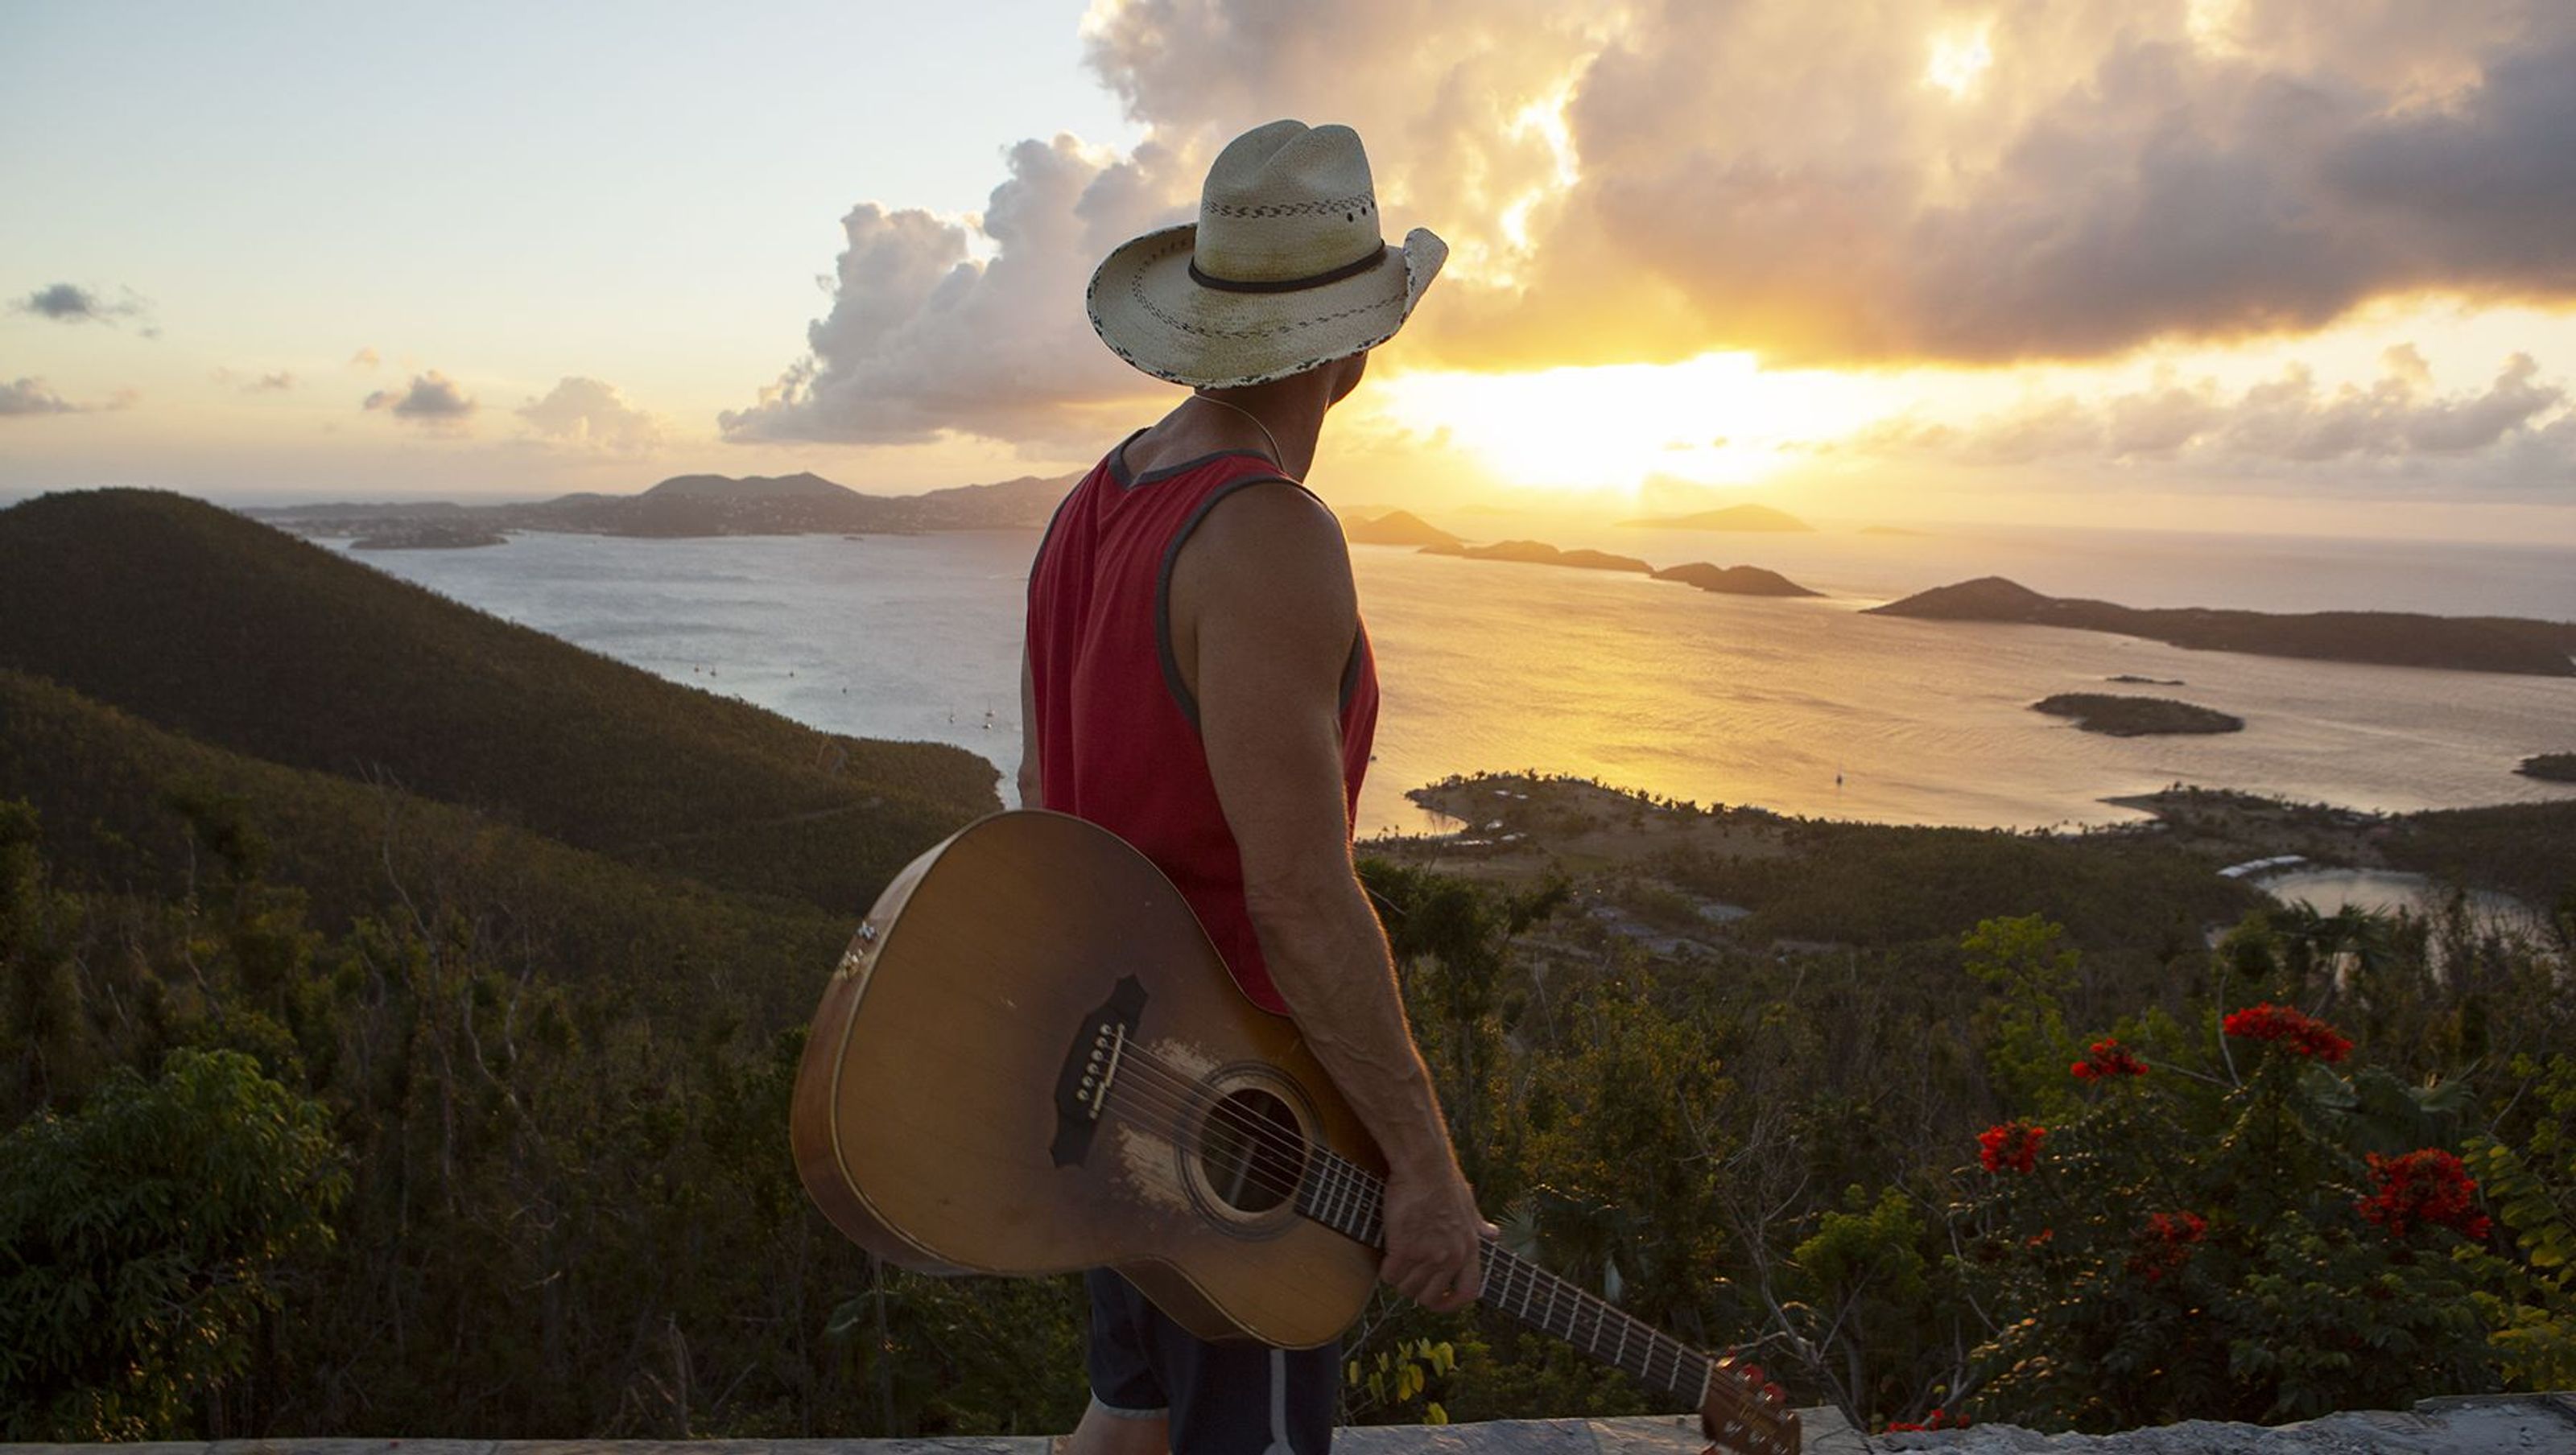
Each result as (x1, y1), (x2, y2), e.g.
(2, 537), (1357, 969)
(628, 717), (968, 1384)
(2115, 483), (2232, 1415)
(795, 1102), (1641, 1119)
(2033, 693), (2244, 736)
(3, 493), (2572, 1441)
(2519, 752), (2576, 784)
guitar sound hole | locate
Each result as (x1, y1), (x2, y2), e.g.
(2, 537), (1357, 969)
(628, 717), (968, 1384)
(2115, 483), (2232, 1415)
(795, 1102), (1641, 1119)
(1197, 1088), (1303, 1214)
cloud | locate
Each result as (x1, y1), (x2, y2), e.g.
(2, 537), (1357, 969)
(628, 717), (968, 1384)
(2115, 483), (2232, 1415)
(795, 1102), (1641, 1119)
(517, 376), (664, 453)
(731, 0), (2576, 447)
(1854, 349), (2570, 477)
(722, 135), (1188, 446)
(213, 367), (297, 394)
(0, 377), (134, 417)
(14, 282), (152, 328)
(349, 347), (382, 369)
(363, 371), (477, 430)
(0, 377), (81, 416)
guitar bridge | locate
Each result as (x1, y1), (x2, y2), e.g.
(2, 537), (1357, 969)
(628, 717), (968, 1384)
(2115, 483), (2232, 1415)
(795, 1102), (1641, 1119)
(1051, 975), (1147, 1167)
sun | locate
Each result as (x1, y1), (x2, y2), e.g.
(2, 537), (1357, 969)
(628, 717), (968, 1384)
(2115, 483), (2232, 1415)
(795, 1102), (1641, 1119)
(1926, 26), (1995, 97)
(1373, 352), (1898, 495)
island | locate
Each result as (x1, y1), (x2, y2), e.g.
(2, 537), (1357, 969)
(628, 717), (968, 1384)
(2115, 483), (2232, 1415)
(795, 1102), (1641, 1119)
(2519, 753), (2576, 783)
(1344, 509), (1463, 548)
(2108, 674), (2186, 686)
(1618, 503), (1813, 532)
(1649, 561), (1821, 597)
(1869, 575), (2576, 678)
(349, 523), (507, 550)
(2033, 693), (2245, 736)
(1420, 539), (1652, 573)
(246, 467), (1080, 540)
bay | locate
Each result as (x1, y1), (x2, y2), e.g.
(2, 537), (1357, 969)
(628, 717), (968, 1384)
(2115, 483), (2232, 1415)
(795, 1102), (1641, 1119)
(349, 525), (2576, 837)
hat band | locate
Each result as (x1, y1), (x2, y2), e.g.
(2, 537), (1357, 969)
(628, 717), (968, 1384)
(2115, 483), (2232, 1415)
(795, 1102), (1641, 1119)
(1187, 244), (1387, 295)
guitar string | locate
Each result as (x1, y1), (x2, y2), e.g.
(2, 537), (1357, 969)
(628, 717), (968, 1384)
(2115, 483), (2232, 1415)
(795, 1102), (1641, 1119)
(1080, 1042), (1741, 1408)
(1078, 1049), (1672, 1358)
(1086, 1067), (1732, 1412)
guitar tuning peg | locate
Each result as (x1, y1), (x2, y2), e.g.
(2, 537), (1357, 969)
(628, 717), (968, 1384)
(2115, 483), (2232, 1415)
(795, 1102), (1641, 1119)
(1739, 1362), (1765, 1385)
(1761, 1381), (1785, 1406)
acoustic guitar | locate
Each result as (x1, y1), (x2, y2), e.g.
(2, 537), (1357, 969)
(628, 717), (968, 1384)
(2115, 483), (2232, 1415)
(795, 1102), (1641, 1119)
(791, 810), (1799, 1455)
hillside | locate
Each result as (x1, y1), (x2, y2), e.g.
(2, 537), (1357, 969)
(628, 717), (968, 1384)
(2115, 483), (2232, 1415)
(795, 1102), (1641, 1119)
(1618, 504), (1814, 532)
(0, 489), (997, 911)
(1871, 575), (2576, 677)
(1649, 561), (1820, 597)
(0, 669), (849, 1033)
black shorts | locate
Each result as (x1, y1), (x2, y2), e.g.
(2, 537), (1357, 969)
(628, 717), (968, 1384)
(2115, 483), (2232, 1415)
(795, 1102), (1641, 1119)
(1084, 1267), (1340, 1453)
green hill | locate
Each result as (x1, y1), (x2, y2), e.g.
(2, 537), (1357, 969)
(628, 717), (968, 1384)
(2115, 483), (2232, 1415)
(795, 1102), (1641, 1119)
(0, 489), (996, 912)
(0, 669), (847, 1033)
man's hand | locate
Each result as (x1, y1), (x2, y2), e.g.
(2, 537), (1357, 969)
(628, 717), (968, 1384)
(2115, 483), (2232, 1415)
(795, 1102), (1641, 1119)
(1379, 1155), (1499, 1313)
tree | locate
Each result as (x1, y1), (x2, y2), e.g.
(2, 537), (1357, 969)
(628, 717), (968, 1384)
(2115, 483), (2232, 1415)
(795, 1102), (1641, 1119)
(0, 1048), (349, 1440)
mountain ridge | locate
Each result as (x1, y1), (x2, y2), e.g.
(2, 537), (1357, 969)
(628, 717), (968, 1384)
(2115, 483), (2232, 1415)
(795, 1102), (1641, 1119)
(246, 467), (1080, 538)
(1870, 575), (2576, 677)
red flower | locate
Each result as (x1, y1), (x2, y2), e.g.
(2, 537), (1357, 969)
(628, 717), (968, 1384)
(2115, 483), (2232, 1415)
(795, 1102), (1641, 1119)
(2071, 1037), (2149, 1081)
(2358, 1149), (2491, 1240)
(1979, 1121), (2046, 1173)
(2132, 1210), (2209, 1283)
(2222, 1002), (2353, 1062)
(2147, 1210), (2207, 1244)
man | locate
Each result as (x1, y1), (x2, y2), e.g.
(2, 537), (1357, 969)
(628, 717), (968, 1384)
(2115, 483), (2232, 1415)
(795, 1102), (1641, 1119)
(1022, 121), (1490, 1455)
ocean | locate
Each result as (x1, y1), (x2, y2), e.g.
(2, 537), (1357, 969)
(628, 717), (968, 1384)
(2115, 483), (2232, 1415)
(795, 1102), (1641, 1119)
(349, 522), (2576, 837)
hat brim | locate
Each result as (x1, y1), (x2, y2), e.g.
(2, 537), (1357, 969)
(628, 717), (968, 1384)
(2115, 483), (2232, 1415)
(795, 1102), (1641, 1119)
(1088, 225), (1447, 390)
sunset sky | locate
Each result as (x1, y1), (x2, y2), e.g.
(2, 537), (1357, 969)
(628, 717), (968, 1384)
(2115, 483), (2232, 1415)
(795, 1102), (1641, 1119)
(6, 0), (2574, 541)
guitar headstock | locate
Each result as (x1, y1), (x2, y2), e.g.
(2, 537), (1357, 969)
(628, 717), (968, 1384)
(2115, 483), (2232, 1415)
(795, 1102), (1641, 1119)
(1698, 1352), (1800, 1455)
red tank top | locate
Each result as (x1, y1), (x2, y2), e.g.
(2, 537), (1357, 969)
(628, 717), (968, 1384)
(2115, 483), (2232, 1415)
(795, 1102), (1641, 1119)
(1026, 435), (1380, 1016)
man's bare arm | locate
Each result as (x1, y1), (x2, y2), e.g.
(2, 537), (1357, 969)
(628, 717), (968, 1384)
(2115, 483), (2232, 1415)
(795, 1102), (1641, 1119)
(1018, 645), (1041, 807)
(1172, 481), (1490, 1312)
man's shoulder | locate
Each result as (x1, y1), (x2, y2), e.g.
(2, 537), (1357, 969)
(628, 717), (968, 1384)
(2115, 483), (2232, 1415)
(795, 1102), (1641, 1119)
(1187, 476), (1347, 567)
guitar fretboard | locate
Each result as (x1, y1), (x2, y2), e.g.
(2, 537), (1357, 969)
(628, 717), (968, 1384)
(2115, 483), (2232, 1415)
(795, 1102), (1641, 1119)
(1294, 1149), (1711, 1406)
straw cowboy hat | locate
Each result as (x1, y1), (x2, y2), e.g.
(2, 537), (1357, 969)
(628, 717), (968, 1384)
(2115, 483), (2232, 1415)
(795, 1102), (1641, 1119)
(1087, 120), (1447, 389)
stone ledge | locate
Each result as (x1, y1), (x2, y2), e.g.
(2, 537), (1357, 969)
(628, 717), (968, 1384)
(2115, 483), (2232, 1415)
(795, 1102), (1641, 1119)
(1875, 1392), (2576, 1453)
(0, 1406), (1862, 1455)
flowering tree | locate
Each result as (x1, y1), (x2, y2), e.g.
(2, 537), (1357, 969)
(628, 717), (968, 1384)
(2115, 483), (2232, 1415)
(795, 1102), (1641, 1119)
(1955, 986), (2506, 1430)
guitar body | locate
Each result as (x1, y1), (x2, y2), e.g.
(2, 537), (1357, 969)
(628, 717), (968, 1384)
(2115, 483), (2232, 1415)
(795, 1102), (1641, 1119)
(791, 809), (1381, 1349)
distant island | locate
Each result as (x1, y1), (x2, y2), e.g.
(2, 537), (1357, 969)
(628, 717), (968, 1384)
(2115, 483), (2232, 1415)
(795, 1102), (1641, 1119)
(246, 468), (1079, 541)
(1618, 504), (1813, 532)
(1650, 561), (1821, 597)
(349, 523), (507, 550)
(2033, 693), (2245, 736)
(2108, 674), (2186, 686)
(1414, 537), (1823, 596)
(1870, 575), (2576, 678)
(1344, 509), (1463, 548)
(1421, 539), (1652, 573)
(2521, 753), (2576, 783)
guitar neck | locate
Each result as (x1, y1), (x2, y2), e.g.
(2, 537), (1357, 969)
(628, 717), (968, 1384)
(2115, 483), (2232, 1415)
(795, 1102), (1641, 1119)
(1295, 1148), (1711, 1409)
